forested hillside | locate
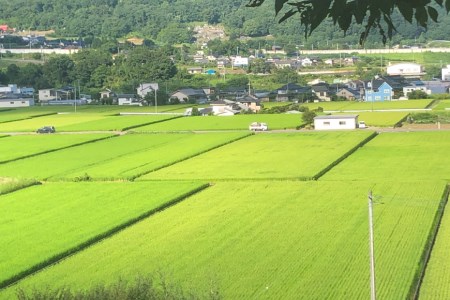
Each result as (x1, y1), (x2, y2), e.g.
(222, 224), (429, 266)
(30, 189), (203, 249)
(1, 0), (450, 47)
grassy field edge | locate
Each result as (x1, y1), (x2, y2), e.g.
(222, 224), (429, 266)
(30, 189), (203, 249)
(0, 182), (210, 290)
(0, 134), (119, 165)
(132, 133), (253, 181)
(122, 115), (183, 131)
(410, 184), (450, 299)
(313, 131), (378, 180)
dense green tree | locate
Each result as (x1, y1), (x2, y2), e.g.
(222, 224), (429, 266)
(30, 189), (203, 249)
(249, 58), (272, 74)
(17, 63), (46, 88)
(43, 55), (75, 87)
(157, 23), (193, 45)
(302, 108), (317, 126)
(407, 90), (429, 99)
(272, 67), (300, 84)
(5, 64), (20, 83)
(72, 49), (113, 87)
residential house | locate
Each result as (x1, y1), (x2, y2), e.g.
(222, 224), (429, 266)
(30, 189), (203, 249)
(314, 115), (359, 130)
(311, 83), (332, 101)
(381, 75), (410, 98)
(18, 87), (34, 96)
(117, 94), (140, 106)
(235, 95), (262, 113)
(100, 89), (116, 101)
(403, 81), (430, 97)
(170, 88), (208, 104)
(187, 67), (203, 74)
(275, 83), (312, 102)
(231, 56), (249, 68)
(422, 80), (450, 94)
(273, 59), (298, 69)
(442, 65), (450, 81)
(364, 80), (393, 102)
(0, 84), (19, 94)
(0, 94), (34, 107)
(336, 88), (361, 101)
(136, 83), (158, 98)
(387, 63), (425, 77)
(210, 99), (240, 116)
(38, 89), (57, 102)
(347, 80), (365, 92)
(217, 57), (231, 68)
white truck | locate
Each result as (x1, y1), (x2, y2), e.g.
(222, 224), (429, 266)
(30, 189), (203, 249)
(249, 122), (268, 131)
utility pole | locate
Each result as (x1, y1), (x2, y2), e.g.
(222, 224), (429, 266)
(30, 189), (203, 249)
(155, 88), (158, 113)
(368, 190), (377, 300)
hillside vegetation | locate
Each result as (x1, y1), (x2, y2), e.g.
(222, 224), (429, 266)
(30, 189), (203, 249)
(1, 0), (450, 47)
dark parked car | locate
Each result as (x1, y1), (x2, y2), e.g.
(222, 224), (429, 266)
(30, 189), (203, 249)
(36, 126), (56, 133)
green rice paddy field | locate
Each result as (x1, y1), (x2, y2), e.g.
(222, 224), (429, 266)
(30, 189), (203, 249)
(133, 114), (303, 131)
(434, 99), (450, 110)
(0, 181), (446, 299)
(0, 107), (449, 299)
(0, 132), (248, 180)
(0, 133), (113, 163)
(304, 99), (433, 111)
(321, 131), (450, 181)
(0, 181), (206, 288)
(139, 131), (374, 181)
(0, 114), (179, 132)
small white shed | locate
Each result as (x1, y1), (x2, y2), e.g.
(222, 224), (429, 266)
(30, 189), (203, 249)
(314, 115), (359, 130)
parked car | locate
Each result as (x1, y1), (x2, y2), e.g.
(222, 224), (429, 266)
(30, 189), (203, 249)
(249, 122), (268, 131)
(36, 126), (56, 133)
(358, 121), (367, 129)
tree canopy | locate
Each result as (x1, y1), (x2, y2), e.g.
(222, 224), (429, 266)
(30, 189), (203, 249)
(246, 0), (450, 45)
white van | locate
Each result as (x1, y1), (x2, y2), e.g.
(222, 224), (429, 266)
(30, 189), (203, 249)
(358, 121), (367, 129)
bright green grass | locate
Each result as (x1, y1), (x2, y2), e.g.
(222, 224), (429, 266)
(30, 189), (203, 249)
(0, 133), (248, 180)
(0, 110), (56, 124)
(1, 181), (444, 299)
(138, 131), (373, 181)
(321, 131), (450, 181)
(57, 132), (249, 180)
(333, 111), (409, 126)
(361, 52), (450, 65)
(0, 113), (108, 132)
(0, 134), (112, 163)
(57, 115), (178, 131)
(304, 99), (433, 111)
(419, 186), (450, 299)
(0, 181), (205, 287)
(133, 114), (303, 131)
(433, 100), (450, 110)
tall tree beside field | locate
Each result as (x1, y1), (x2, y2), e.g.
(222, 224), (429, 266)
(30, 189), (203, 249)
(43, 55), (75, 87)
(118, 47), (177, 83)
(72, 49), (113, 87)
(302, 108), (316, 126)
